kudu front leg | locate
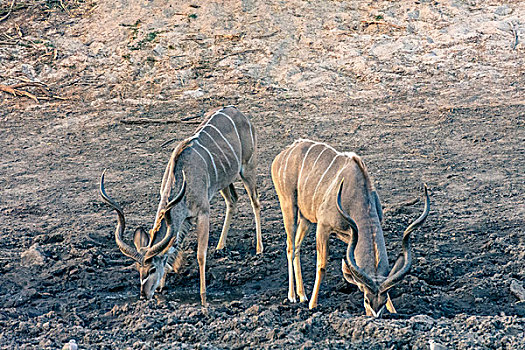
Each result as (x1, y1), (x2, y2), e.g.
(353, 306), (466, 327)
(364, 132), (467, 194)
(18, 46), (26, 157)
(216, 184), (238, 250)
(196, 213), (210, 308)
(280, 202), (298, 303)
(293, 215), (311, 303)
(159, 261), (172, 292)
(309, 223), (330, 309)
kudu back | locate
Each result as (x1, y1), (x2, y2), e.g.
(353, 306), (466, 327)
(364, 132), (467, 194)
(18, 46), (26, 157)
(100, 106), (263, 306)
(271, 139), (429, 317)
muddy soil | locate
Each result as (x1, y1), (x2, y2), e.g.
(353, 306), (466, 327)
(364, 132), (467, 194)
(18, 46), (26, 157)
(0, 0), (524, 349)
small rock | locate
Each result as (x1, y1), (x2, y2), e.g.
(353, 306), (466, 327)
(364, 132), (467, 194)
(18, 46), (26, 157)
(410, 314), (435, 324)
(88, 41), (105, 56)
(21, 244), (45, 267)
(246, 304), (260, 315)
(300, 340), (315, 349)
(370, 41), (403, 60)
(407, 10), (420, 20)
(153, 44), (166, 56)
(21, 64), (37, 81)
(494, 6), (513, 16)
(429, 339), (448, 350)
(183, 88), (204, 98)
(510, 279), (525, 301)
(62, 339), (78, 350)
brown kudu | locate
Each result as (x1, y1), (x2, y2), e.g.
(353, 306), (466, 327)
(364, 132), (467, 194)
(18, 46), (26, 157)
(271, 139), (429, 317)
(100, 106), (263, 307)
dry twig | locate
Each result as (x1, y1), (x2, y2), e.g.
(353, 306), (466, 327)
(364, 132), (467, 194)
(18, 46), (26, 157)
(59, 0), (69, 14)
(214, 49), (264, 65)
(253, 30), (280, 39)
(0, 0), (15, 22)
(361, 20), (406, 30)
(0, 84), (38, 102)
(0, 81), (65, 102)
(181, 115), (201, 122)
(509, 21), (519, 50)
(120, 118), (201, 125)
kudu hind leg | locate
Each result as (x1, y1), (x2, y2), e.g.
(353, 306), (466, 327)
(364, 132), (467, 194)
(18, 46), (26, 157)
(293, 214), (311, 303)
(279, 200), (298, 303)
(309, 223), (330, 309)
(196, 213), (210, 308)
(216, 184), (238, 250)
(240, 169), (263, 254)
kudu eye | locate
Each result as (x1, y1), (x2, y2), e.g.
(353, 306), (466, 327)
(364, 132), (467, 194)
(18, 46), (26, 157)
(149, 267), (157, 276)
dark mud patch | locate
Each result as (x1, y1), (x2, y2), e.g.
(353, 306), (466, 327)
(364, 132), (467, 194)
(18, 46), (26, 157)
(1, 0), (524, 349)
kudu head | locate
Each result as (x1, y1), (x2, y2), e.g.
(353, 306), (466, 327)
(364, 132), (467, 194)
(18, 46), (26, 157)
(99, 170), (186, 299)
(336, 180), (430, 317)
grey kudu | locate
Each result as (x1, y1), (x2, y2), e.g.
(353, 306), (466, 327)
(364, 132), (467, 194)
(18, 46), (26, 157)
(99, 106), (263, 307)
(272, 139), (429, 317)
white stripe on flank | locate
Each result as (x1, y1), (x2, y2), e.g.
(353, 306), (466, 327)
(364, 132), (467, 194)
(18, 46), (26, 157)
(276, 146), (294, 189)
(246, 124), (255, 164)
(217, 112), (241, 146)
(200, 110), (220, 132)
(190, 110), (222, 141)
(192, 147), (211, 185)
(295, 138), (339, 154)
(281, 144), (298, 188)
(194, 140), (218, 183)
(236, 109), (255, 150)
(201, 130), (228, 174)
(311, 155), (340, 210)
(249, 123), (255, 150)
(294, 138), (356, 159)
(301, 146), (328, 195)
(324, 161), (349, 200)
(297, 141), (321, 187)
(207, 124), (240, 171)
(202, 128), (232, 168)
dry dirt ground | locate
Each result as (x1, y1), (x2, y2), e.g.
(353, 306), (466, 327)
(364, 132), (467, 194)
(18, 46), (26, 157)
(1, 0), (524, 349)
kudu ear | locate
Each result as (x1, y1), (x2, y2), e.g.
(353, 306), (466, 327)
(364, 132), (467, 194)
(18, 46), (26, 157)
(133, 227), (150, 250)
(386, 293), (397, 314)
(341, 259), (356, 284)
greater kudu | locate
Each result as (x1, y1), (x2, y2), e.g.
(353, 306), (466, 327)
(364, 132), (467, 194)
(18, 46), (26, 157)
(271, 139), (429, 317)
(100, 106), (263, 306)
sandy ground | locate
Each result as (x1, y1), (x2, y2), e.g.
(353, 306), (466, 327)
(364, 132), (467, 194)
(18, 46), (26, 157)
(1, 0), (524, 349)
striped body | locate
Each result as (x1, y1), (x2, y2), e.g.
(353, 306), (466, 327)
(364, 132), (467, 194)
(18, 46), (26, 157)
(189, 106), (255, 193)
(103, 105), (263, 304)
(272, 139), (388, 271)
(271, 139), (388, 309)
(155, 106), (257, 222)
(275, 140), (359, 222)
(149, 106), (263, 305)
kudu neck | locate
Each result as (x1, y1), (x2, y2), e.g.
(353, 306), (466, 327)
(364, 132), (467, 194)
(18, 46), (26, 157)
(151, 165), (188, 244)
(348, 189), (389, 277)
